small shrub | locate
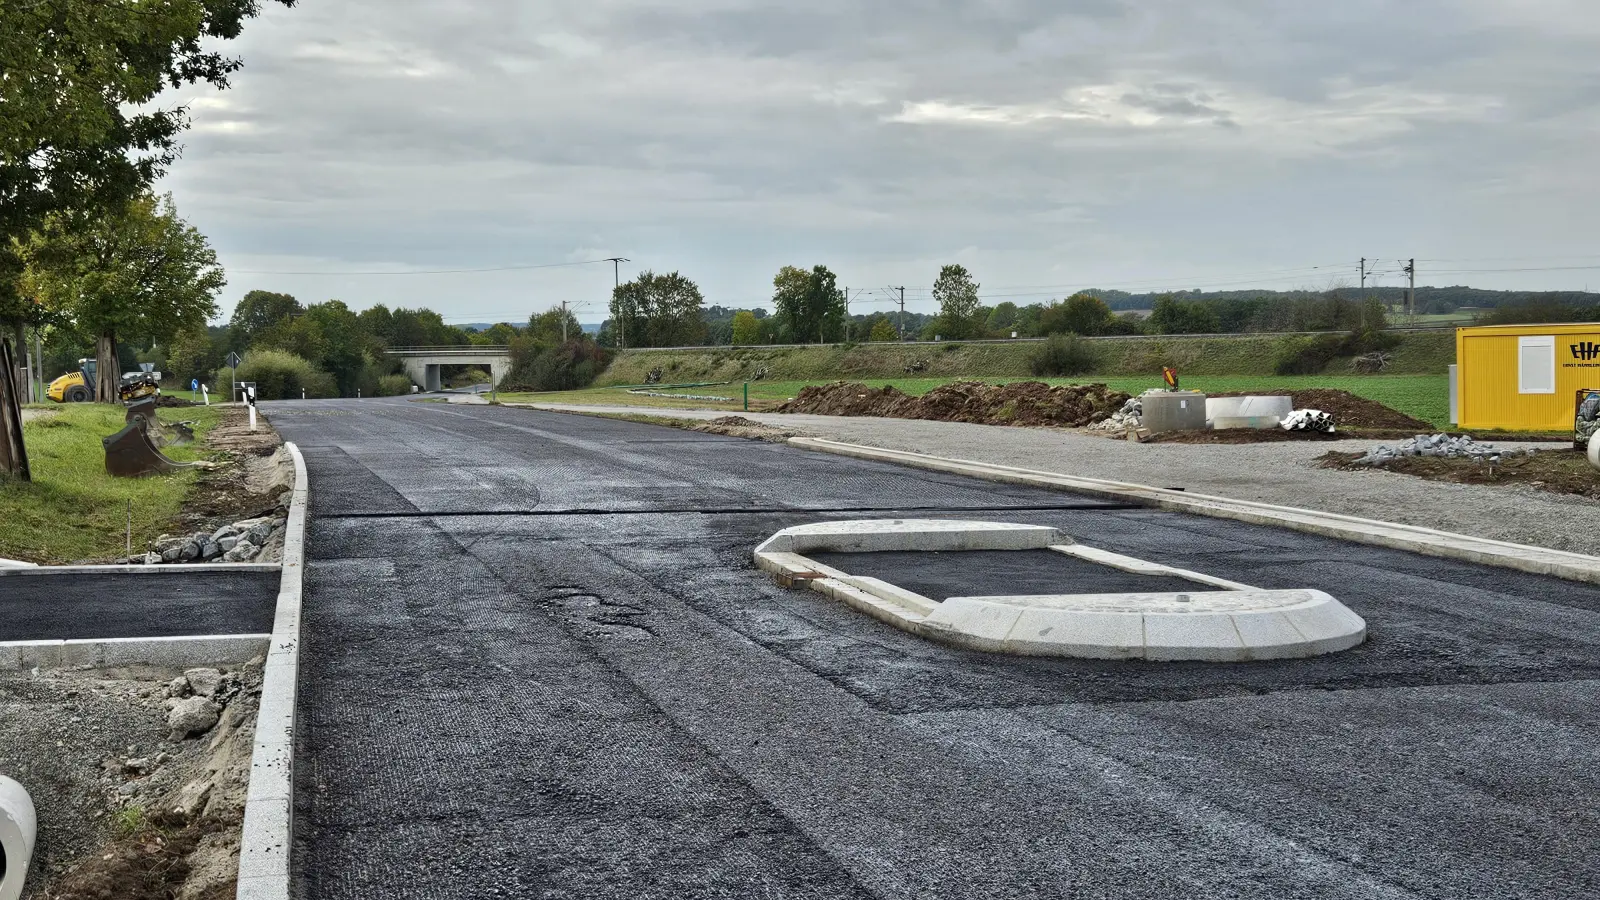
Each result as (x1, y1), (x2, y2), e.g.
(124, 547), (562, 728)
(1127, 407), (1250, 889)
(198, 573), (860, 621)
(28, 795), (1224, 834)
(229, 349), (337, 399)
(941, 342), (963, 353)
(1029, 333), (1099, 376)
(501, 340), (613, 392)
(374, 374), (414, 396)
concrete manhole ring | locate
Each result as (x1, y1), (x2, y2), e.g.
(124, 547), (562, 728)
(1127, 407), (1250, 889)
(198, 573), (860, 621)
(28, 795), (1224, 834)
(754, 519), (1367, 662)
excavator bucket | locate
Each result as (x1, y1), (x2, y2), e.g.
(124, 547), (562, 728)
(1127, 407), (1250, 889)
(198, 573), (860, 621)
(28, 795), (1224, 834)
(103, 422), (191, 477)
(124, 396), (158, 429)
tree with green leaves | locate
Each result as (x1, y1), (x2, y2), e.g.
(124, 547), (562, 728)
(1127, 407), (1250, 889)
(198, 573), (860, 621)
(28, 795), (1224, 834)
(528, 306), (584, 347)
(932, 264), (983, 339)
(868, 317), (898, 342)
(1040, 292), (1114, 336)
(772, 265), (844, 344)
(610, 271), (705, 348)
(1, 0), (293, 352)
(17, 193), (225, 402)
(731, 310), (761, 345)
(228, 290), (302, 349)
(1148, 294), (1221, 335)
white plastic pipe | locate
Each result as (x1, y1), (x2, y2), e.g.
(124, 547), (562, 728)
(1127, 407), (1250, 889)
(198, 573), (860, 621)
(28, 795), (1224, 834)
(1587, 431), (1600, 470)
(0, 775), (36, 900)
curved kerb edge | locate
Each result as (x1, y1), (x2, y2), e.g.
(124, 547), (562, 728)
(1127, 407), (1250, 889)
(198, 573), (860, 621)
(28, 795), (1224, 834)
(235, 441), (308, 900)
(754, 520), (1367, 663)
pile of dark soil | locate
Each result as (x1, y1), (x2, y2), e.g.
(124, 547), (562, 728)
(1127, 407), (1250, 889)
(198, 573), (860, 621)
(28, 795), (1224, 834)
(155, 394), (198, 408)
(1213, 389), (1432, 430)
(775, 381), (1130, 428)
(1320, 447), (1600, 498)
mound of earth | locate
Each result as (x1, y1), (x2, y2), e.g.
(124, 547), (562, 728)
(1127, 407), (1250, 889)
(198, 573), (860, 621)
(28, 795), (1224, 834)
(776, 381), (1130, 428)
(1214, 389), (1432, 430)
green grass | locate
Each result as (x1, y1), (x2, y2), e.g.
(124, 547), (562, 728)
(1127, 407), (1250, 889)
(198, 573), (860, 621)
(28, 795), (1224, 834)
(0, 403), (227, 564)
(592, 331), (1457, 385)
(500, 373), (1451, 428)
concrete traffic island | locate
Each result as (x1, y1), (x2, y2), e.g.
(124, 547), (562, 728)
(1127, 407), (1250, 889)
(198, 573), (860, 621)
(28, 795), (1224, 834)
(755, 519), (1367, 661)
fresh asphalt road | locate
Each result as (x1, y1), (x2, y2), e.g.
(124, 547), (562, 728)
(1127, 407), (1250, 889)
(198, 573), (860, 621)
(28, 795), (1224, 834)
(268, 398), (1600, 900)
(0, 570), (278, 641)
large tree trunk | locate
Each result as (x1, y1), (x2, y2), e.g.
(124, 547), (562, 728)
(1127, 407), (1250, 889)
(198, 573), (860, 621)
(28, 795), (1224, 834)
(96, 332), (118, 403)
(0, 337), (29, 480)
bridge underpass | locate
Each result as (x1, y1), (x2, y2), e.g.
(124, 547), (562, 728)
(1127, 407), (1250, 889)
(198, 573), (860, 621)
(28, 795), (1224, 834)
(386, 345), (511, 391)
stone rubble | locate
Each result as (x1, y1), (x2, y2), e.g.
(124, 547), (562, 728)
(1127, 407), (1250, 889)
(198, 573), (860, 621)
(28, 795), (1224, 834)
(1090, 398), (1144, 433)
(134, 511), (286, 566)
(1353, 433), (1535, 466)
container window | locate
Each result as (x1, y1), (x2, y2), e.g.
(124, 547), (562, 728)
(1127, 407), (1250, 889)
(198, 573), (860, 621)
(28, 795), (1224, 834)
(1519, 335), (1556, 394)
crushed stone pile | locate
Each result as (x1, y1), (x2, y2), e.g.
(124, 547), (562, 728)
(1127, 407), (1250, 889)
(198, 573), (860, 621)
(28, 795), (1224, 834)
(776, 381), (1131, 428)
(1354, 433), (1534, 465)
(1090, 398), (1144, 433)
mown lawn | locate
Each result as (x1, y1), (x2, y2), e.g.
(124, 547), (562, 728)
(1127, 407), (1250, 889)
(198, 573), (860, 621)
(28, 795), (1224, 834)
(0, 403), (227, 563)
(499, 373), (1452, 428)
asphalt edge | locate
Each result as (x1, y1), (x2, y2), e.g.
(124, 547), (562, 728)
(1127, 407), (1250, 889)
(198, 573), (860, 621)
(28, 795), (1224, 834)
(235, 441), (307, 900)
(0, 563), (282, 576)
(787, 436), (1600, 585)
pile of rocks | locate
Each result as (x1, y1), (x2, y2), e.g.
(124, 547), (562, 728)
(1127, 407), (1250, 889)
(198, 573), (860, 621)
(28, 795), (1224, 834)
(142, 514), (285, 565)
(1090, 398), (1143, 433)
(162, 666), (245, 742)
(1283, 409), (1336, 433)
(1352, 433), (1532, 466)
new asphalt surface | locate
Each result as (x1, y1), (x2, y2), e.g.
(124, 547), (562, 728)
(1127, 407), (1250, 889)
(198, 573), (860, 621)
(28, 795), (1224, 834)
(0, 570), (279, 641)
(269, 398), (1600, 900)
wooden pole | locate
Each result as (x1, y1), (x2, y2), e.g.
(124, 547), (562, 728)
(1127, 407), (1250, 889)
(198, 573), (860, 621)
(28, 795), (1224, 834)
(0, 338), (31, 480)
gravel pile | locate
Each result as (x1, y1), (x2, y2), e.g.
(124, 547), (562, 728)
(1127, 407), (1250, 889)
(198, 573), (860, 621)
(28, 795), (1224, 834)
(1353, 434), (1534, 465)
(125, 509), (286, 565)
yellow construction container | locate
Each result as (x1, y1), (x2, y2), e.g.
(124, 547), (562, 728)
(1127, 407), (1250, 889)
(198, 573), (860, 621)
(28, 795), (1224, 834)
(1456, 323), (1600, 431)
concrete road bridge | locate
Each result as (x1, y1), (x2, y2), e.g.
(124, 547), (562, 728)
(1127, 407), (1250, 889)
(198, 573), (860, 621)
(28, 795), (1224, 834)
(386, 345), (510, 391)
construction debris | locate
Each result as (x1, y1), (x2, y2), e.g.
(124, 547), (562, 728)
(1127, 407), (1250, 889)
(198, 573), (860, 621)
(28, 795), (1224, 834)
(1352, 434), (1534, 466)
(1282, 409), (1336, 433)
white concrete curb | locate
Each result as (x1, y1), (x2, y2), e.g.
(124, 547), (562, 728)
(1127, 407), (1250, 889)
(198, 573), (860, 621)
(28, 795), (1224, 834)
(789, 437), (1600, 585)
(0, 557), (36, 569)
(0, 634), (270, 672)
(236, 441), (307, 900)
(754, 519), (1367, 661)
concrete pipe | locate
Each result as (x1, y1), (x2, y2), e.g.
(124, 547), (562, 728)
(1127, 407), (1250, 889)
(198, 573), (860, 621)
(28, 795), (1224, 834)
(1587, 430), (1600, 470)
(0, 776), (35, 900)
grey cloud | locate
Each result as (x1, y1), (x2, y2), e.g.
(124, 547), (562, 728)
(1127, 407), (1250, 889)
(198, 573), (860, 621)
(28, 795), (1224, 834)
(156, 0), (1600, 322)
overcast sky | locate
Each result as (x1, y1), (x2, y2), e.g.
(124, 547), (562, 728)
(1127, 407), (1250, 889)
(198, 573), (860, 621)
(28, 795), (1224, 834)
(158, 0), (1600, 324)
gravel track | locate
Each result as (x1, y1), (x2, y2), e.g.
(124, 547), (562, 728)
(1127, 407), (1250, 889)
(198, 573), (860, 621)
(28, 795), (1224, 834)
(529, 404), (1599, 556)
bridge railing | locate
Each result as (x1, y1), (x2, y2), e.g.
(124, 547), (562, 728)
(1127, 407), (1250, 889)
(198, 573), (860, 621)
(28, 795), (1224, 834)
(386, 346), (510, 354)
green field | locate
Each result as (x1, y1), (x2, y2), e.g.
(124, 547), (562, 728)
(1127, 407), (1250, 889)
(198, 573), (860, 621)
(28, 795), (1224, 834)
(595, 331), (1457, 385)
(501, 373), (1451, 428)
(0, 404), (227, 563)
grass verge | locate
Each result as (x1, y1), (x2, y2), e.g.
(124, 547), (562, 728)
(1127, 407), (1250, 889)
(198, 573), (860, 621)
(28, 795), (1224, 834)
(1, 403), (227, 564)
(500, 374), (1452, 427)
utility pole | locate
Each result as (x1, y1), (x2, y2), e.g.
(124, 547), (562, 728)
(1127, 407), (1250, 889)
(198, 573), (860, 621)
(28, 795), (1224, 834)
(892, 287), (906, 339)
(604, 257), (629, 349)
(559, 300), (569, 343)
(1359, 258), (1366, 296)
(1404, 258), (1416, 319)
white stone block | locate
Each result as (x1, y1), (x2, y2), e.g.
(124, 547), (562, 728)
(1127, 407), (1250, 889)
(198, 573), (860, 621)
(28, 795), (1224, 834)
(1143, 613), (1246, 661)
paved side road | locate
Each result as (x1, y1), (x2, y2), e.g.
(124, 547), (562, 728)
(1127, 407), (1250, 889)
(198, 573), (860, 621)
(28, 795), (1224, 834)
(269, 398), (1600, 900)
(0, 570), (279, 641)
(527, 402), (1597, 555)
